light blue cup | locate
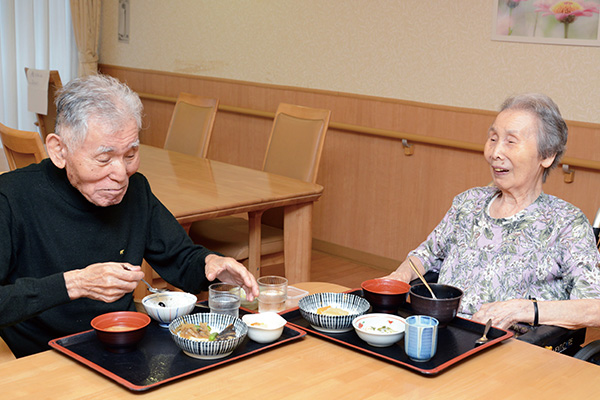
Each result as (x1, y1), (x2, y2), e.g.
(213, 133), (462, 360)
(404, 315), (439, 362)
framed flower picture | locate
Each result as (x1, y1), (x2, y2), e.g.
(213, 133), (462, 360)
(492, 0), (600, 46)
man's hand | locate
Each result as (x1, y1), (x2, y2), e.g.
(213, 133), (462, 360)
(64, 262), (144, 302)
(205, 254), (259, 301)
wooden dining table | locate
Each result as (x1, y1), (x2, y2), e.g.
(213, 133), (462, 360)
(0, 281), (598, 398)
(136, 144), (323, 286)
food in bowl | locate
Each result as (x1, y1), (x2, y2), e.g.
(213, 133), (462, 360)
(352, 313), (406, 347)
(142, 291), (197, 328)
(91, 311), (151, 353)
(298, 292), (370, 333)
(361, 278), (410, 314)
(174, 322), (236, 341)
(169, 312), (247, 359)
(316, 306), (349, 316)
(409, 283), (463, 327)
(242, 312), (287, 343)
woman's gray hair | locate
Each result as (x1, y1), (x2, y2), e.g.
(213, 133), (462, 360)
(500, 93), (568, 182)
(55, 74), (143, 151)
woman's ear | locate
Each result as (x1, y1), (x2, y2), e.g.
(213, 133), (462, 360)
(46, 133), (67, 169)
(541, 154), (556, 169)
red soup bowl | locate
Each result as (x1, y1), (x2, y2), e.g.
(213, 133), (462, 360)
(361, 279), (411, 314)
(91, 311), (151, 353)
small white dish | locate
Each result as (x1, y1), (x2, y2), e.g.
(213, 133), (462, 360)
(142, 292), (197, 328)
(352, 313), (406, 347)
(242, 312), (287, 343)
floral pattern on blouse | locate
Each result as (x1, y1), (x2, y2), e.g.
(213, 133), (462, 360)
(409, 186), (600, 316)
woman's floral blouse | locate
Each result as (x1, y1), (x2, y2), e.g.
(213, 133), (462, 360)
(410, 186), (600, 316)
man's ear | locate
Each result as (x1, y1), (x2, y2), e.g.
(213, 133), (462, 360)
(46, 133), (68, 169)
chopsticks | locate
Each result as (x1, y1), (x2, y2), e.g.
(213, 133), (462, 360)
(408, 259), (438, 299)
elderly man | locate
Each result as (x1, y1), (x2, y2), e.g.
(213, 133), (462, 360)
(0, 75), (258, 358)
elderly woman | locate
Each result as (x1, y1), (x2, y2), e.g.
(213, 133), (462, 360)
(385, 93), (600, 330)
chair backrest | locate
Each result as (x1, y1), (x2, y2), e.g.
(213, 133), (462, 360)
(263, 103), (331, 183)
(163, 93), (219, 158)
(0, 122), (48, 170)
(24, 68), (63, 140)
(261, 103), (331, 228)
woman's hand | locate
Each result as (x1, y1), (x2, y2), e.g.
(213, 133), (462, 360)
(381, 269), (413, 283)
(204, 254), (259, 301)
(381, 257), (424, 283)
(472, 299), (533, 330)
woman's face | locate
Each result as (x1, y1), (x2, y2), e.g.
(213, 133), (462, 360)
(484, 109), (554, 197)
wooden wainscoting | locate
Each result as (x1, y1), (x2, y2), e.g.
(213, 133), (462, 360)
(100, 64), (600, 271)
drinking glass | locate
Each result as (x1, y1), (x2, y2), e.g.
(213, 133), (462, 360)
(258, 276), (288, 313)
(404, 315), (439, 362)
(209, 283), (241, 318)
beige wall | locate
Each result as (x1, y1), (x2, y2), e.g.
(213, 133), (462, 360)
(100, 0), (600, 123)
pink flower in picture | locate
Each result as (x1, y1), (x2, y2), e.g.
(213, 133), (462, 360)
(535, 1), (599, 37)
(535, 1), (599, 24)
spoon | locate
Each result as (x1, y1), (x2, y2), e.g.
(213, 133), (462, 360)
(476, 319), (493, 345)
(121, 265), (169, 294)
(140, 277), (169, 294)
(408, 259), (437, 299)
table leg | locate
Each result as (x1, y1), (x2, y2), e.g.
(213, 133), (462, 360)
(247, 211), (263, 279)
(179, 222), (192, 234)
(284, 202), (313, 284)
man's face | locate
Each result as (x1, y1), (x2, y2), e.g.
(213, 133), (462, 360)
(63, 118), (140, 207)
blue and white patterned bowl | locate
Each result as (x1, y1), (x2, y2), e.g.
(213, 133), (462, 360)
(142, 292), (197, 328)
(298, 292), (370, 333)
(169, 313), (248, 359)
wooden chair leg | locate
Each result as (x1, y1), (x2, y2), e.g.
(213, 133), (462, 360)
(0, 337), (15, 363)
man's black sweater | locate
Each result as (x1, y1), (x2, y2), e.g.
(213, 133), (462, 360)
(0, 159), (214, 357)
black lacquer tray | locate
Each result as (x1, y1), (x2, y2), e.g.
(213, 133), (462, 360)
(48, 307), (306, 391)
(283, 289), (513, 375)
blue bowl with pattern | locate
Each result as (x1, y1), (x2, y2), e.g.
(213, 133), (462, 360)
(298, 292), (370, 333)
(169, 313), (248, 359)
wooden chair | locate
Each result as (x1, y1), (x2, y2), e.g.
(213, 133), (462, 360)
(24, 68), (63, 140)
(136, 93), (218, 299)
(0, 338), (15, 364)
(188, 103), (331, 277)
(0, 122), (48, 170)
(163, 93), (219, 158)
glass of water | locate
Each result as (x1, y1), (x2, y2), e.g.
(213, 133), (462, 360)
(258, 276), (288, 313)
(208, 283), (241, 318)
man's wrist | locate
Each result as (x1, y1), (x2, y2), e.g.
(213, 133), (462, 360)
(64, 270), (83, 300)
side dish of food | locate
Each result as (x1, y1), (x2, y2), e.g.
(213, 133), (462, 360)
(352, 314), (406, 347)
(316, 306), (350, 316)
(358, 324), (399, 334)
(174, 322), (236, 341)
(242, 312), (287, 343)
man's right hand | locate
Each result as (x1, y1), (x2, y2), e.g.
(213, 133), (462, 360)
(64, 262), (144, 302)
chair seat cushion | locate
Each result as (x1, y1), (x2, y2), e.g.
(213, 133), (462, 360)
(188, 217), (284, 260)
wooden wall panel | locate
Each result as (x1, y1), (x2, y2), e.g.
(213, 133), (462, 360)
(100, 65), (600, 271)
